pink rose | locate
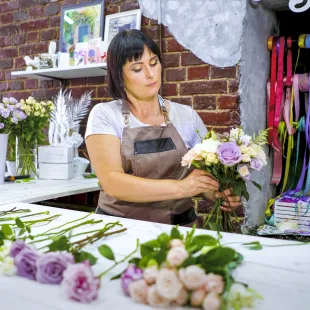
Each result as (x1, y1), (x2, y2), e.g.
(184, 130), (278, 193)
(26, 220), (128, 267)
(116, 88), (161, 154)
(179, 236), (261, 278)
(179, 265), (207, 290)
(167, 247), (189, 267)
(202, 292), (222, 310)
(62, 261), (99, 303)
(143, 266), (158, 285)
(156, 268), (182, 301)
(147, 285), (170, 308)
(175, 287), (189, 306)
(190, 288), (206, 306)
(169, 239), (184, 248)
(205, 273), (225, 294)
(128, 279), (148, 304)
(181, 149), (197, 167)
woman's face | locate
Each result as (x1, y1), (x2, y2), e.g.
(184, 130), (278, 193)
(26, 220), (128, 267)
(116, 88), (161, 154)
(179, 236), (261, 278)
(122, 46), (162, 100)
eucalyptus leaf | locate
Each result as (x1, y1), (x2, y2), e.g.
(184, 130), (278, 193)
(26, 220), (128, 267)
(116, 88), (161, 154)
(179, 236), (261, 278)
(1, 224), (13, 236)
(75, 251), (98, 265)
(98, 244), (115, 261)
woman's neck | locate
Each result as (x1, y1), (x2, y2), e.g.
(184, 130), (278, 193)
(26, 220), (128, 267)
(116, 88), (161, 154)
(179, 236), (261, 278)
(126, 93), (159, 118)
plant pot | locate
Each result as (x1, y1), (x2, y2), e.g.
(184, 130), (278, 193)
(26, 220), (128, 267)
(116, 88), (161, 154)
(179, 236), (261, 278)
(0, 133), (8, 185)
(6, 160), (16, 176)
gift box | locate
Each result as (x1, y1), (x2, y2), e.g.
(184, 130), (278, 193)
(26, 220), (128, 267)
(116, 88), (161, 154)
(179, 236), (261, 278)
(38, 146), (74, 164)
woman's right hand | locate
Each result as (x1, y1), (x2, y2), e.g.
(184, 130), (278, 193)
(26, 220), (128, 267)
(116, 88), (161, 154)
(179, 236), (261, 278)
(178, 169), (219, 198)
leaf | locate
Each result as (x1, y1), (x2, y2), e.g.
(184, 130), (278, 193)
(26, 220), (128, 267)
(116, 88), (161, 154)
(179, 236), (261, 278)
(15, 218), (24, 228)
(157, 233), (170, 249)
(192, 235), (218, 247)
(48, 236), (70, 252)
(185, 227), (196, 247)
(200, 247), (236, 267)
(98, 244), (115, 261)
(208, 222), (223, 232)
(141, 244), (154, 257)
(18, 228), (25, 236)
(74, 251), (98, 265)
(243, 190), (250, 201)
(110, 271), (123, 281)
(251, 181), (262, 191)
(242, 241), (263, 250)
(147, 259), (158, 267)
(128, 257), (141, 266)
(170, 227), (182, 240)
(0, 231), (4, 246)
(1, 224), (13, 236)
(26, 226), (31, 233)
(153, 250), (167, 265)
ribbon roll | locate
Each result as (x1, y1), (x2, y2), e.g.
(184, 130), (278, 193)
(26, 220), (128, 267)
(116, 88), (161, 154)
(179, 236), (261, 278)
(305, 34), (310, 48)
(298, 34), (306, 48)
(267, 36), (274, 51)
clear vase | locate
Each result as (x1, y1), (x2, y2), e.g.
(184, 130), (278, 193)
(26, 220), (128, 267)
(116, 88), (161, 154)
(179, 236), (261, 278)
(16, 137), (38, 179)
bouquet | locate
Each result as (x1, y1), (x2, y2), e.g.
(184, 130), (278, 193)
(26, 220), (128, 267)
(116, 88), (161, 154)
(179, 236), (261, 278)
(120, 227), (261, 309)
(181, 128), (268, 232)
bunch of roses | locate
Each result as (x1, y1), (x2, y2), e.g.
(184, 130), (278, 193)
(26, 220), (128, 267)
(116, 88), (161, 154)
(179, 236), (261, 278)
(19, 96), (55, 118)
(0, 240), (99, 303)
(181, 128), (268, 182)
(121, 238), (225, 310)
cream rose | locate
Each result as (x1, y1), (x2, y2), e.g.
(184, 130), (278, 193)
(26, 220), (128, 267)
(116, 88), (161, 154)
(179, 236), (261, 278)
(241, 153), (251, 162)
(205, 273), (224, 294)
(128, 279), (148, 304)
(167, 246), (189, 267)
(147, 285), (170, 308)
(169, 239), (184, 248)
(206, 152), (217, 163)
(143, 266), (158, 285)
(179, 266), (207, 291)
(240, 145), (249, 154)
(238, 165), (250, 179)
(202, 292), (221, 310)
(156, 268), (182, 301)
(175, 287), (189, 306)
(190, 288), (206, 306)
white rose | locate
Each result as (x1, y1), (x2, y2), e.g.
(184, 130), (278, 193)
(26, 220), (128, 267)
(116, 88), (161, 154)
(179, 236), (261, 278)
(190, 288), (206, 306)
(241, 153), (251, 162)
(34, 111), (40, 116)
(143, 266), (158, 285)
(202, 292), (222, 310)
(240, 134), (252, 146)
(238, 165), (250, 178)
(156, 268), (182, 301)
(167, 246), (189, 267)
(128, 279), (148, 304)
(206, 152), (217, 163)
(205, 273), (225, 294)
(179, 266), (207, 291)
(147, 285), (170, 308)
(169, 239), (184, 248)
(202, 138), (221, 153)
(240, 145), (249, 154)
(0, 257), (16, 276)
(20, 104), (27, 111)
(175, 287), (189, 306)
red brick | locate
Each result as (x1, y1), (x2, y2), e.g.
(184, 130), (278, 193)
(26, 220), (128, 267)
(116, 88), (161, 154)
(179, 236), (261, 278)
(29, 7), (44, 19)
(107, 0), (122, 3)
(9, 81), (23, 91)
(0, 1), (18, 13)
(0, 12), (13, 24)
(143, 26), (159, 41)
(162, 25), (172, 38)
(20, 0), (36, 9)
(211, 66), (236, 79)
(26, 32), (40, 43)
(62, 0), (77, 6)
(0, 36), (11, 47)
(0, 72), (4, 81)
(141, 16), (150, 26)
(231, 110), (241, 126)
(164, 38), (186, 53)
(50, 16), (60, 28)
(218, 96), (238, 109)
(38, 80), (54, 89)
(180, 80), (227, 95)
(70, 78), (88, 87)
(14, 57), (26, 68)
(198, 111), (231, 126)
(13, 11), (28, 22)
(12, 34), (25, 46)
(25, 79), (37, 89)
(0, 82), (9, 92)
(44, 3), (60, 16)
(0, 48), (18, 60)
(2, 91), (31, 101)
(69, 87), (95, 98)
(193, 96), (216, 110)
(32, 89), (59, 100)
(150, 19), (157, 25)
(41, 29), (57, 41)
(106, 4), (119, 14)
(209, 126), (231, 135)
(88, 76), (106, 85)
(162, 53), (179, 68)
(228, 79), (239, 93)
(165, 68), (186, 82)
(0, 24), (19, 36)
(19, 43), (47, 56)
(120, 0), (139, 11)
(97, 86), (109, 97)
(188, 66), (210, 80)
(168, 96), (192, 106)
(181, 52), (205, 66)
(162, 83), (177, 96)
(20, 19), (49, 32)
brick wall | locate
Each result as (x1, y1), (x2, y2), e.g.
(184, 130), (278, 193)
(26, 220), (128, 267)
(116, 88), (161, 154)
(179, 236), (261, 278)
(0, 0), (240, 217)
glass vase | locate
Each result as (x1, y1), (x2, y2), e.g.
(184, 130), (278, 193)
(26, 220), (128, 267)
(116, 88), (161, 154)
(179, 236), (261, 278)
(16, 137), (38, 179)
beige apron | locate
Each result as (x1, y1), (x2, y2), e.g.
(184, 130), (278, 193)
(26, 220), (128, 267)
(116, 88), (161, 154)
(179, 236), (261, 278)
(96, 96), (198, 226)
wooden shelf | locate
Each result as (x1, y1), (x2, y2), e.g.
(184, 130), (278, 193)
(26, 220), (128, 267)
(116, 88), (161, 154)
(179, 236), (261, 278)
(11, 63), (107, 81)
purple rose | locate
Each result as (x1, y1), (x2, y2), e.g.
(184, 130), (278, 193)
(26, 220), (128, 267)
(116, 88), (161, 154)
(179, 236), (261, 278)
(13, 110), (27, 121)
(6, 105), (14, 112)
(62, 261), (99, 303)
(0, 108), (10, 119)
(14, 247), (40, 280)
(121, 264), (144, 296)
(11, 116), (18, 124)
(0, 123), (4, 130)
(10, 240), (30, 258)
(250, 158), (264, 171)
(217, 142), (242, 167)
(2, 97), (9, 104)
(9, 97), (18, 104)
(36, 252), (74, 284)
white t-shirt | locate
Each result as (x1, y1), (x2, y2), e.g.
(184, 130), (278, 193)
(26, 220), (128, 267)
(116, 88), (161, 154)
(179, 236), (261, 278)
(85, 100), (207, 149)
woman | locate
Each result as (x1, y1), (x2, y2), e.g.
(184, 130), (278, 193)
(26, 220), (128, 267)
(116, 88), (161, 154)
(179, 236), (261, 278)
(86, 30), (241, 226)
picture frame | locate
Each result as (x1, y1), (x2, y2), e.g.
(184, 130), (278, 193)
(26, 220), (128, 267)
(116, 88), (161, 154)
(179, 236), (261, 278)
(59, 0), (105, 54)
(104, 9), (142, 47)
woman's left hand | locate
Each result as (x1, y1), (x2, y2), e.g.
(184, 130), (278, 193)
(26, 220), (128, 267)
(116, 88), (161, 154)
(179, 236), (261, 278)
(214, 188), (241, 212)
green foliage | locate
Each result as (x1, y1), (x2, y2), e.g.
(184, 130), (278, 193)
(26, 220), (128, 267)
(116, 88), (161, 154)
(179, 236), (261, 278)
(98, 244), (115, 261)
(75, 251), (98, 265)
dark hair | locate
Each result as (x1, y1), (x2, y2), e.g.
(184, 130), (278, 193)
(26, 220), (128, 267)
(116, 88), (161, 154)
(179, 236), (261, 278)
(107, 29), (161, 100)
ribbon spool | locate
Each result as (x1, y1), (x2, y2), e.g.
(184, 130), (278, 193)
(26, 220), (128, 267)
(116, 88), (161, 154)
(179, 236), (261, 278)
(298, 34), (306, 48)
(305, 34), (310, 49)
(267, 36), (274, 51)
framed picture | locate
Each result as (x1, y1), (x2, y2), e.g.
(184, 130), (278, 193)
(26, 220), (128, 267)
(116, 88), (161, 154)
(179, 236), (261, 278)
(59, 0), (105, 53)
(104, 9), (142, 47)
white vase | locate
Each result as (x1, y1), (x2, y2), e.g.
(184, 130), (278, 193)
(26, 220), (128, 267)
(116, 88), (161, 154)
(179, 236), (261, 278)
(6, 160), (16, 176)
(0, 133), (8, 185)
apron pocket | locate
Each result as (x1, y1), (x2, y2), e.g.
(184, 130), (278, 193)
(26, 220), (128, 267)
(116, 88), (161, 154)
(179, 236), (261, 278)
(134, 137), (176, 154)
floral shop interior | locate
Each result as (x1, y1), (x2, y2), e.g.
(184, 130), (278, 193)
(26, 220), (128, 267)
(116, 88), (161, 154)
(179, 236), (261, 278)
(0, 0), (309, 309)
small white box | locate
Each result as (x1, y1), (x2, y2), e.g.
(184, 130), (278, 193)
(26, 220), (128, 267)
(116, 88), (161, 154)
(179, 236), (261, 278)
(39, 162), (75, 180)
(38, 146), (74, 164)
